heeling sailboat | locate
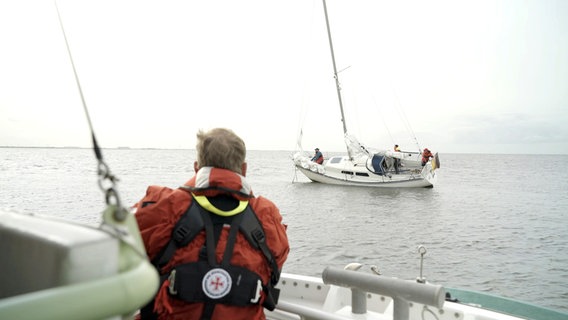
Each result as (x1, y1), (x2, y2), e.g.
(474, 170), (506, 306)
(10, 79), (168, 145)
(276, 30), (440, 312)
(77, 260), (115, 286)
(293, 0), (440, 188)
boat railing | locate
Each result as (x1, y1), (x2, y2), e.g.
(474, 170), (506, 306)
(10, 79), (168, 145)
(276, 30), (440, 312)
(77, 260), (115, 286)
(271, 267), (445, 320)
(322, 267), (445, 320)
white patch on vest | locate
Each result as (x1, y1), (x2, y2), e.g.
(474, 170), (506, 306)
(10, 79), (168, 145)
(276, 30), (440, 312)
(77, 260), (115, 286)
(238, 174), (252, 195)
(202, 268), (232, 299)
(194, 166), (252, 196)
(195, 167), (213, 188)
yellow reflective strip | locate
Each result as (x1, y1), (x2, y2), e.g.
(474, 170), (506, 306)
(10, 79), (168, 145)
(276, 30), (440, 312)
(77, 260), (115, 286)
(192, 195), (248, 217)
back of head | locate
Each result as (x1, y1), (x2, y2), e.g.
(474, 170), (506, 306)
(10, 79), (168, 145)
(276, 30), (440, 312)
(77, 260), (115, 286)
(196, 128), (246, 174)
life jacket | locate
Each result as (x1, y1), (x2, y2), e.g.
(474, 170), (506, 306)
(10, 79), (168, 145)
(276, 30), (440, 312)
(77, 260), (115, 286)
(136, 167), (288, 320)
(140, 194), (280, 320)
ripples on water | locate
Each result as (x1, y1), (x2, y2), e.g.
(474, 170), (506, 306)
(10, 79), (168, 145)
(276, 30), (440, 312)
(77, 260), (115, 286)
(1, 148), (567, 312)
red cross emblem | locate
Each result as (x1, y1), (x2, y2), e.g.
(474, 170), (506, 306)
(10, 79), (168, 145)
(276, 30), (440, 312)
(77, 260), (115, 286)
(202, 268), (232, 299)
(210, 276), (225, 290)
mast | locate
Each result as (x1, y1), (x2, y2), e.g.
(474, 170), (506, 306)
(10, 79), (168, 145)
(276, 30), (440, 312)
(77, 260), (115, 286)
(322, 0), (352, 159)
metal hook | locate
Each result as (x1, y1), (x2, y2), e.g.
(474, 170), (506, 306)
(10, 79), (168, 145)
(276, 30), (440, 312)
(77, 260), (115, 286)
(105, 188), (126, 221)
(97, 161), (119, 198)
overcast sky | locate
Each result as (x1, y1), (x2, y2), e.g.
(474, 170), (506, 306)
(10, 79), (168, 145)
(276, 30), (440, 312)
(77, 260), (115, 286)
(1, 0), (567, 154)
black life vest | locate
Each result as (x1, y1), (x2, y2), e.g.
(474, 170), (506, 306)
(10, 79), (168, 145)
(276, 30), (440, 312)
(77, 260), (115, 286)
(140, 198), (280, 320)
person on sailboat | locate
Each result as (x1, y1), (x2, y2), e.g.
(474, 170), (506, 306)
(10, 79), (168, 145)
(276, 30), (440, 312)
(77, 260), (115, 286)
(311, 148), (324, 164)
(421, 148), (434, 167)
(134, 128), (290, 320)
(393, 144), (401, 174)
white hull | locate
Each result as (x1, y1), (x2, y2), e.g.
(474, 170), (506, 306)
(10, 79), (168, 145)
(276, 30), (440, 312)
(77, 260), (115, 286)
(293, 152), (438, 188)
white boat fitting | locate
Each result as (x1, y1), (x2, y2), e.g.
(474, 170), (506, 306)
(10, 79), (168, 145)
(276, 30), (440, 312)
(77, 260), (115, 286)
(0, 208), (159, 320)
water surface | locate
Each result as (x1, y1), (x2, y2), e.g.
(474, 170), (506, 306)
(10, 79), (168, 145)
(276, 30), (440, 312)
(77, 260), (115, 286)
(1, 148), (567, 312)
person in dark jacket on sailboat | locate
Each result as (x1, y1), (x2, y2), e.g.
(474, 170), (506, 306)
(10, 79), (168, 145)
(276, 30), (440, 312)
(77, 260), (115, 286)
(311, 148), (324, 164)
(393, 144), (401, 174)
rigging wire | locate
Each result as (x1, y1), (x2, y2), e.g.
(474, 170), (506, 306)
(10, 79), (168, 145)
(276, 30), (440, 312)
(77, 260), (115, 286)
(296, 86), (310, 154)
(54, 1), (124, 218)
(295, 0), (318, 156)
(391, 87), (422, 152)
(371, 95), (395, 146)
(341, 68), (361, 141)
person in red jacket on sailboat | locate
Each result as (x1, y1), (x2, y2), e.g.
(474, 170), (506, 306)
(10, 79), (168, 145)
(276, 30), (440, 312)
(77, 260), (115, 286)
(421, 148), (434, 167)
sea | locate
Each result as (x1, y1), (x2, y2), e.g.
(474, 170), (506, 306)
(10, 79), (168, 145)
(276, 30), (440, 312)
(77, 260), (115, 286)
(1, 147), (567, 313)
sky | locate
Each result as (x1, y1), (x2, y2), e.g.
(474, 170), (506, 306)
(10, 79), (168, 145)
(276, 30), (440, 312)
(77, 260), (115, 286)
(1, 0), (567, 154)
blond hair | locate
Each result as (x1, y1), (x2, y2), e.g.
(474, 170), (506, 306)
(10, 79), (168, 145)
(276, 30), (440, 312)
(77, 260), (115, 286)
(195, 128), (246, 174)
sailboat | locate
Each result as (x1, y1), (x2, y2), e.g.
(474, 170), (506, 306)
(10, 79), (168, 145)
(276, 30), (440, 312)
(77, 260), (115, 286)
(293, 0), (440, 188)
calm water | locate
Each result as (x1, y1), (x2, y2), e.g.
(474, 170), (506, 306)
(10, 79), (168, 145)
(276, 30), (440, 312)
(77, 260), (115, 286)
(1, 148), (567, 313)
